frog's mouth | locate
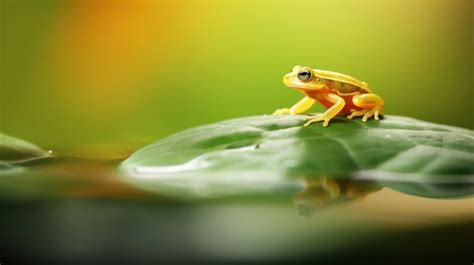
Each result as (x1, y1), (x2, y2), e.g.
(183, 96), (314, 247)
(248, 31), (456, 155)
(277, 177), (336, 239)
(289, 85), (325, 91)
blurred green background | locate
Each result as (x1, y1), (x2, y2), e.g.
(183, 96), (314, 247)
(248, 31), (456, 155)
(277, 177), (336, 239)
(1, 0), (472, 150)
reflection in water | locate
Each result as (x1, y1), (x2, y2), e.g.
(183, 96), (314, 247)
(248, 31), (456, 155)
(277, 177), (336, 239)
(1, 152), (471, 218)
(1, 153), (473, 264)
(293, 176), (381, 217)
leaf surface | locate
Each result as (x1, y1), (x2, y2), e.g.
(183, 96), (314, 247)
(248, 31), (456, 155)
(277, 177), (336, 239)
(120, 115), (474, 199)
(0, 133), (50, 163)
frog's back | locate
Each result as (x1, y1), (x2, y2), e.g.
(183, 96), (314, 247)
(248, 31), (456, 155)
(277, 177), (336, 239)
(313, 69), (372, 95)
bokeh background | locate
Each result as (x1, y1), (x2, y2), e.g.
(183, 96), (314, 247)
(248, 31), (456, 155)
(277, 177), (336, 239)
(1, 0), (472, 151)
(1, 2), (473, 264)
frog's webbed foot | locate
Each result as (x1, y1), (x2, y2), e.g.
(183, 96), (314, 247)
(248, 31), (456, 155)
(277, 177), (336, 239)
(273, 108), (291, 115)
(347, 106), (383, 122)
(304, 113), (331, 127)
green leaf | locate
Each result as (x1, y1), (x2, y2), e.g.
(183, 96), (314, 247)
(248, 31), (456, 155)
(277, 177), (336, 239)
(0, 132), (50, 176)
(0, 161), (24, 176)
(120, 115), (474, 200)
(0, 132), (50, 163)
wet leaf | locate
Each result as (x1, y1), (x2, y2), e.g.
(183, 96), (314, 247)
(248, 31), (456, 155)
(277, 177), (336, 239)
(0, 132), (50, 163)
(120, 115), (474, 199)
(0, 132), (51, 177)
(0, 161), (24, 176)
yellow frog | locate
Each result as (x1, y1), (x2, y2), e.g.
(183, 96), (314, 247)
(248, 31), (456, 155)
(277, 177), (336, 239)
(273, 66), (384, 127)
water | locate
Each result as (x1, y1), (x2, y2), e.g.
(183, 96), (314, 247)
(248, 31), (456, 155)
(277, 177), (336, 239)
(0, 153), (472, 264)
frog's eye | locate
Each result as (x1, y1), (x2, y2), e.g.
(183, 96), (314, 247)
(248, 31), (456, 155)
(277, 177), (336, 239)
(297, 68), (313, 82)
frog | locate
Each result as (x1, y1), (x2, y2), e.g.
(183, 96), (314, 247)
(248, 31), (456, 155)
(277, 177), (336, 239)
(273, 65), (384, 127)
(292, 176), (381, 217)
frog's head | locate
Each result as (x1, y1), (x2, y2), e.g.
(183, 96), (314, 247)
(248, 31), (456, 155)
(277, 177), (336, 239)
(283, 65), (325, 91)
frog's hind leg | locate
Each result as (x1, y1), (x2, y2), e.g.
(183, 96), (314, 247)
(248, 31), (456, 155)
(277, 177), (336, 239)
(347, 93), (384, 122)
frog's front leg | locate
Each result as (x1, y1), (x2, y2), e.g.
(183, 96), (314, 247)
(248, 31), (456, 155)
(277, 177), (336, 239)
(273, 96), (315, 115)
(305, 93), (345, 127)
(347, 93), (384, 122)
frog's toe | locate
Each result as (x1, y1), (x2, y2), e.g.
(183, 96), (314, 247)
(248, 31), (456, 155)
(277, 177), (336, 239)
(347, 110), (367, 120)
(322, 119), (330, 127)
(362, 106), (384, 121)
(374, 110), (380, 120)
(347, 109), (356, 119)
(304, 113), (321, 120)
(304, 118), (319, 126)
(362, 109), (380, 122)
(304, 114), (330, 127)
(305, 119), (328, 127)
(362, 112), (374, 122)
